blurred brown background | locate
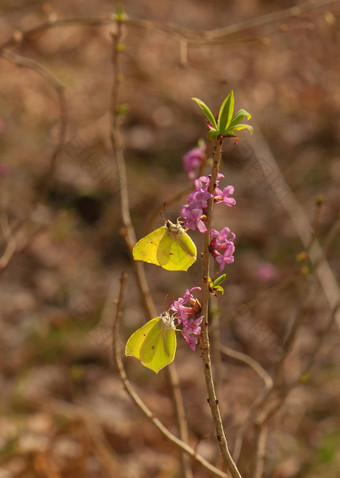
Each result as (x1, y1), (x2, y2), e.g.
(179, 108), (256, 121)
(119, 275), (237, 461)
(0, 1), (340, 477)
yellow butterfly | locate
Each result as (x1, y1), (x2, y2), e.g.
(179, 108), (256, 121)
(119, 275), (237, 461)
(133, 220), (196, 271)
(125, 313), (177, 373)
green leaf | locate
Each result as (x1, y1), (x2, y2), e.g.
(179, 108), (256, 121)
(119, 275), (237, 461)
(228, 109), (251, 130)
(213, 274), (226, 287)
(116, 3), (126, 21)
(214, 285), (224, 294)
(116, 103), (129, 115)
(225, 123), (253, 135)
(217, 91), (234, 133)
(191, 98), (218, 129)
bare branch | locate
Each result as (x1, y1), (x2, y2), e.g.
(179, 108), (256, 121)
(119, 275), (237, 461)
(219, 344), (273, 389)
(0, 0), (337, 52)
(112, 273), (229, 478)
(249, 124), (340, 329)
(252, 424), (268, 478)
(109, 23), (192, 478)
(200, 137), (243, 478)
(0, 213), (16, 271)
(0, 49), (67, 192)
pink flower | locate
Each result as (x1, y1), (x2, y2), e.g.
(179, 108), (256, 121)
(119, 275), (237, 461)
(0, 163), (10, 178)
(187, 190), (213, 209)
(183, 144), (206, 179)
(170, 288), (202, 351)
(215, 185), (236, 207)
(183, 316), (203, 335)
(210, 228), (236, 271)
(180, 174), (235, 234)
(182, 333), (199, 352)
(180, 204), (207, 233)
(181, 316), (203, 351)
(210, 227), (235, 246)
(214, 249), (235, 272)
(257, 262), (279, 282)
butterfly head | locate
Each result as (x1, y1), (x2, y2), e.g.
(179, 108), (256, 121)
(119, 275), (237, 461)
(165, 219), (185, 236)
(159, 311), (176, 330)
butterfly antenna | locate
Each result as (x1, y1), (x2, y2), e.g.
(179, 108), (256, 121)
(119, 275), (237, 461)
(160, 203), (167, 222)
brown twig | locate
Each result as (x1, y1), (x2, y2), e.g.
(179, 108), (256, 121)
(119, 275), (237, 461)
(210, 300), (223, 399)
(0, 0), (337, 53)
(306, 195), (324, 251)
(109, 21), (192, 478)
(112, 272), (229, 478)
(0, 49), (67, 272)
(0, 49), (67, 193)
(110, 21), (155, 317)
(252, 424), (268, 478)
(216, 268), (301, 330)
(258, 300), (340, 426)
(219, 344), (273, 389)
(200, 137), (242, 478)
(234, 216), (340, 459)
(249, 124), (340, 329)
(0, 213), (16, 271)
(233, 214), (340, 461)
(233, 276), (317, 462)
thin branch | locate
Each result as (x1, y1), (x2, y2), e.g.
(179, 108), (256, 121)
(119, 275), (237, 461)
(252, 424), (268, 478)
(110, 22), (156, 317)
(109, 22), (192, 478)
(0, 49), (67, 227)
(258, 300), (340, 426)
(233, 276), (318, 461)
(306, 195), (324, 251)
(233, 219), (340, 460)
(0, 213), (16, 271)
(219, 344), (273, 389)
(1, 48), (63, 89)
(200, 137), (242, 478)
(1, 50), (67, 190)
(301, 301), (340, 378)
(112, 273), (229, 478)
(190, 0), (339, 44)
(216, 268), (302, 330)
(271, 281), (318, 385)
(210, 301), (223, 399)
(233, 383), (272, 463)
(0, 0), (337, 53)
(312, 216), (340, 267)
(249, 123), (340, 329)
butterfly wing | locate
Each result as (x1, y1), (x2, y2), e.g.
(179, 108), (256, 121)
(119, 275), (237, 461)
(139, 320), (177, 373)
(133, 222), (197, 271)
(132, 227), (167, 266)
(125, 318), (160, 360)
(157, 230), (197, 271)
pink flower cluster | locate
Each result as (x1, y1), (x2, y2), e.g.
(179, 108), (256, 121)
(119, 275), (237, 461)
(210, 227), (235, 272)
(180, 173), (236, 233)
(182, 144), (206, 179)
(170, 287), (203, 351)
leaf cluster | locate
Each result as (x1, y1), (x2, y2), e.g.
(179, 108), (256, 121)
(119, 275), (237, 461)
(192, 91), (253, 140)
